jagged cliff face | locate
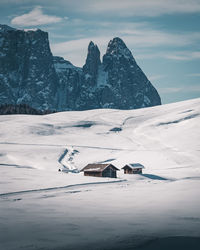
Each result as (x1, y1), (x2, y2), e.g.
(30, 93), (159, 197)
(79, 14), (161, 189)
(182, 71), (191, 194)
(82, 41), (101, 87)
(100, 37), (161, 108)
(72, 37), (161, 110)
(76, 41), (102, 110)
(53, 56), (81, 110)
(0, 25), (57, 110)
(0, 24), (161, 111)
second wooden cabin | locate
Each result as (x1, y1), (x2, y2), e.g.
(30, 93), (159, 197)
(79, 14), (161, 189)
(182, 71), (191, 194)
(81, 163), (119, 178)
(122, 163), (144, 174)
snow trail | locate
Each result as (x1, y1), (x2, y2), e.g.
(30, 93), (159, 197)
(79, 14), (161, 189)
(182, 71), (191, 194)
(58, 147), (79, 172)
(0, 179), (125, 198)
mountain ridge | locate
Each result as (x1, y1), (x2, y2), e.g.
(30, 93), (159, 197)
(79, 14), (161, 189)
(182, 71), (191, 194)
(0, 24), (161, 111)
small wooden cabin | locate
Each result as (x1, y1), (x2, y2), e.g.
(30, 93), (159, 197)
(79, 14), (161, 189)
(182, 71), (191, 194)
(81, 164), (119, 178)
(122, 163), (144, 174)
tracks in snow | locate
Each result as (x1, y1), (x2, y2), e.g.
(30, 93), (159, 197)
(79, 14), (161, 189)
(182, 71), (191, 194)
(0, 141), (191, 152)
(0, 179), (126, 198)
(58, 147), (79, 172)
(0, 142), (134, 151)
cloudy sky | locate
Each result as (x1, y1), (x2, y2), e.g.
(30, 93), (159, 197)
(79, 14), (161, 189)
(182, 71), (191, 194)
(1, 0), (200, 104)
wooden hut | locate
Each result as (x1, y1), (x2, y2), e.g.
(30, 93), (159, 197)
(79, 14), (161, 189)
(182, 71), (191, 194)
(122, 163), (144, 174)
(81, 164), (119, 178)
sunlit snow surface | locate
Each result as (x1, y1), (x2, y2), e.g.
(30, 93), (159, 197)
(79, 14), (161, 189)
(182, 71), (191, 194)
(0, 98), (200, 250)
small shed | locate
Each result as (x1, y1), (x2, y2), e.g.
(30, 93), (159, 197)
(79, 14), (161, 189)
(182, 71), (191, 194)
(122, 163), (144, 174)
(81, 163), (119, 178)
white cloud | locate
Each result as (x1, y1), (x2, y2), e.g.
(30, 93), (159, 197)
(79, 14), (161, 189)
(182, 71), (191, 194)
(78, 0), (200, 17)
(187, 73), (200, 77)
(148, 75), (166, 81)
(4, 0), (200, 17)
(165, 51), (200, 61)
(159, 87), (182, 93)
(123, 32), (196, 48)
(120, 28), (200, 50)
(159, 85), (200, 93)
(187, 85), (200, 92)
(50, 27), (200, 66)
(50, 37), (109, 66)
(11, 6), (63, 27)
(49, 17), (200, 66)
(136, 50), (200, 61)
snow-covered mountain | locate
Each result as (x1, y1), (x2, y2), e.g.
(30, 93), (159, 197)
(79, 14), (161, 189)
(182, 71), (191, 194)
(0, 98), (199, 250)
(0, 24), (161, 111)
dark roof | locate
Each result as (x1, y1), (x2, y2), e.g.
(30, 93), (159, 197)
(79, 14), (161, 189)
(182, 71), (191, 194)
(122, 163), (145, 169)
(81, 163), (119, 172)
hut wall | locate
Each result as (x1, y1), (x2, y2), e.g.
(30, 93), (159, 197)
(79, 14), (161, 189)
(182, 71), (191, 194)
(102, 167), (116, 178)
(84, 171), (102, 177)
(123, 166), (143, 174)
(133, 169), (142, 174)
(124, 168), (133, 174)
(123, 166), (133, 174)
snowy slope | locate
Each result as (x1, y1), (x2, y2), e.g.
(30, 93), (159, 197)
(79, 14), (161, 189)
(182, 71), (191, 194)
(0, 98), (200, 250)
(0, 98), (199, 174)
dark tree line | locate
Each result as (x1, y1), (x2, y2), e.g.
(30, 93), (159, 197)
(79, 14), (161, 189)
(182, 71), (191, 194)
(0, 104), (55, 115)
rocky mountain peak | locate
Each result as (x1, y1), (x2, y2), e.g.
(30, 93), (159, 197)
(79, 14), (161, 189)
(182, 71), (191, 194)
(88, 40), (95, 48)
(104, 37), (137, 68)
(83, 41), (101, 86)
(107, 37), (126, 50)
(0, 24), (16, 32)
(103, 37), (135, 72)
(83, 41), (101, 69)
(101, 37), (161, 109)
(105, 37), (133, 58)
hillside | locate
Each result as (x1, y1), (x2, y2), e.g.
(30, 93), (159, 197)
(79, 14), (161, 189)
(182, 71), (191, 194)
(0, 98), (199, 250)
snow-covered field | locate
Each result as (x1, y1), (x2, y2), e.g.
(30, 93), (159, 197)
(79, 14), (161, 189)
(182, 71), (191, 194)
(0, 98), (200, 250)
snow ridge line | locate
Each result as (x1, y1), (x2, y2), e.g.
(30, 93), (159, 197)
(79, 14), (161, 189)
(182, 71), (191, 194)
(0, 163), (34, 169)
(0, 142), (131, 151)
(0, 179), (126, 198)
